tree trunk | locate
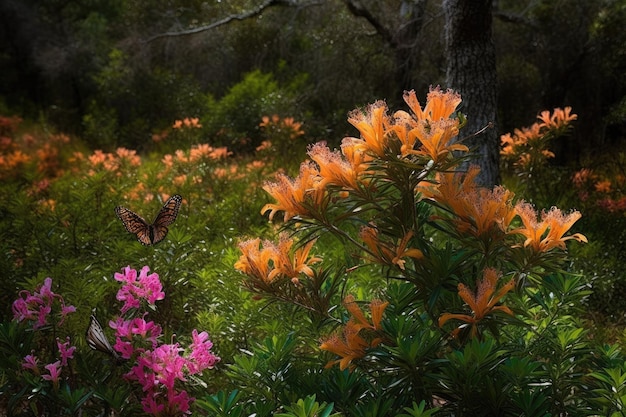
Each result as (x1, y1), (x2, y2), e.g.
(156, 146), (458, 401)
(444, 0), (499, 187)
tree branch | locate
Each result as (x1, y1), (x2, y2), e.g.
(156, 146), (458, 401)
(144, 0), (296, 43)
(342, 0), (395, 47)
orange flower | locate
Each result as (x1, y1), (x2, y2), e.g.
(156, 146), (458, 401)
(513, 202), (587, 252)
(3, 150), (30, 168)
(360, 226), (423, 270)
(209, 147), (231, 160)
(537, 107), (577, 130)
(594, 180), (611, 193)
(320, 321), (369, 371)
(256, 140), (272, 152)
(320, 295), (389, 371)
(268, 236), (321, 283)
(236, 236), (321, 285)
(116, 147), (141, 166)
(234, 238), (276, 284)
(399, 87), (462, 122)
(439, 268), (515, 338)
(261, 161), (323, 222)
(419, 166), (517, 237)
(308, 142), (364, 190)
(342, 295), (387, 332)
(346, 101), (391, 158)
(411, 119), (467, 162)
(572, 168), (595, 188)
(189, 144), (213, 162)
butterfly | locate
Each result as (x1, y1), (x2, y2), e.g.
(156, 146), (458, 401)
(86, 315), (119, 360)
(115, 194), (182, 245)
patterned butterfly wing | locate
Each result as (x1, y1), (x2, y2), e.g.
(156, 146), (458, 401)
(114, 206), (153, 245)
(149, 194), (182, 244)
(86, 315), (119, 359)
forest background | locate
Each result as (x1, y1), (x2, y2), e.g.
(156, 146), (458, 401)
(1, 0), (626, 416)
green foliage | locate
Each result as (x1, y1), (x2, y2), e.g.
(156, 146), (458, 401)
(203, 69), (303, 153)
(275, 395), (340, 417)
(1, 83), (625, 417)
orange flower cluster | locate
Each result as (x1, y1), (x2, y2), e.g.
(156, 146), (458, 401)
(572, 168), (626, 213)
(259, 115), (305, 140)
(359, 226), (423, 270)
(0, 150), (30, 173)
(261, 162), (325, 222)
(235, 235), (321, 285)
(345, 88), (465, 162)
(261, 88), (464, 222)
(86, 148), (141, 175)
(0, 118), (72, 180)
(163, 144), (230, 166)
(439, 268), (515, 339)
(172, 117), (202, 129)
(513, 202), (588, 252)
(500, 107), (577, 168)
(419, 166), (586, 252)
(320, 295), (389, 371)
(419, 166), (517, 238)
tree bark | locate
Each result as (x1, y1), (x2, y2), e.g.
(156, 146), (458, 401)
(444, 0), (499, 187)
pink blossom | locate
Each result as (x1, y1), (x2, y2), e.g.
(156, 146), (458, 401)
(150, 344), (187, 389)
(39, 277), (54, 299)
(11, 278), (75, 329)
(22, 354), (39, 374)
(35, 305), (51, 329)
(114, 266), (165, 313)
(167, 389), (193, 414)
(114, 338), (135, 359)
(141, 392), (165, 415)
(56, 337), (76, 366)
(187, 330), (220, 374)
(110, 316), (133, 339)
(137, 266), (165, 303)
(42, 361), (62, 387)
(130, 317), (162, 348)
(114, 265), (137, 284)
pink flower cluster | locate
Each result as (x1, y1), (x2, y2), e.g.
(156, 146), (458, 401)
(111, 266), (220, 415)
(12, 277), (76, 329)
(12, 278), (77, 388)
(126, 330), (219, 415)
(114, 265), (165, 314)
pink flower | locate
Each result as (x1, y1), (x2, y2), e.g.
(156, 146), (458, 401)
(39, 277), (54, 299)
(168, 389), (193, 414)
(150, 344), (187, 389)
(42, 361), (62, 387)
(56, 337), (76, 366)
(114, 266), (165, 313)
(110, 317), (133, 339)
(114, 338), (135, 359)
(141, 393), (165, 415)
(138, 266), (165, 304)
(22, 354), (39, 375)
(130, 317), (162, 348)
(187, 330), (220, 374)
(114, 265), (137, 284)
(11, 278), (75, 329)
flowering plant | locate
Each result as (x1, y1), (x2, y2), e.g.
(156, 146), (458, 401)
(1, 266), (219, 417)
(231, 88), (603, 416)
(106, 265), (221, 416)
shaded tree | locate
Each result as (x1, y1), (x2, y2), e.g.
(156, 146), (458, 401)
(444, 0), (499, 186)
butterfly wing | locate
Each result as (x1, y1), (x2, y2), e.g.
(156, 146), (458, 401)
(115, 206), (152, 245)
(86, 315), (119, 359)
(150, 194), (183, 244)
